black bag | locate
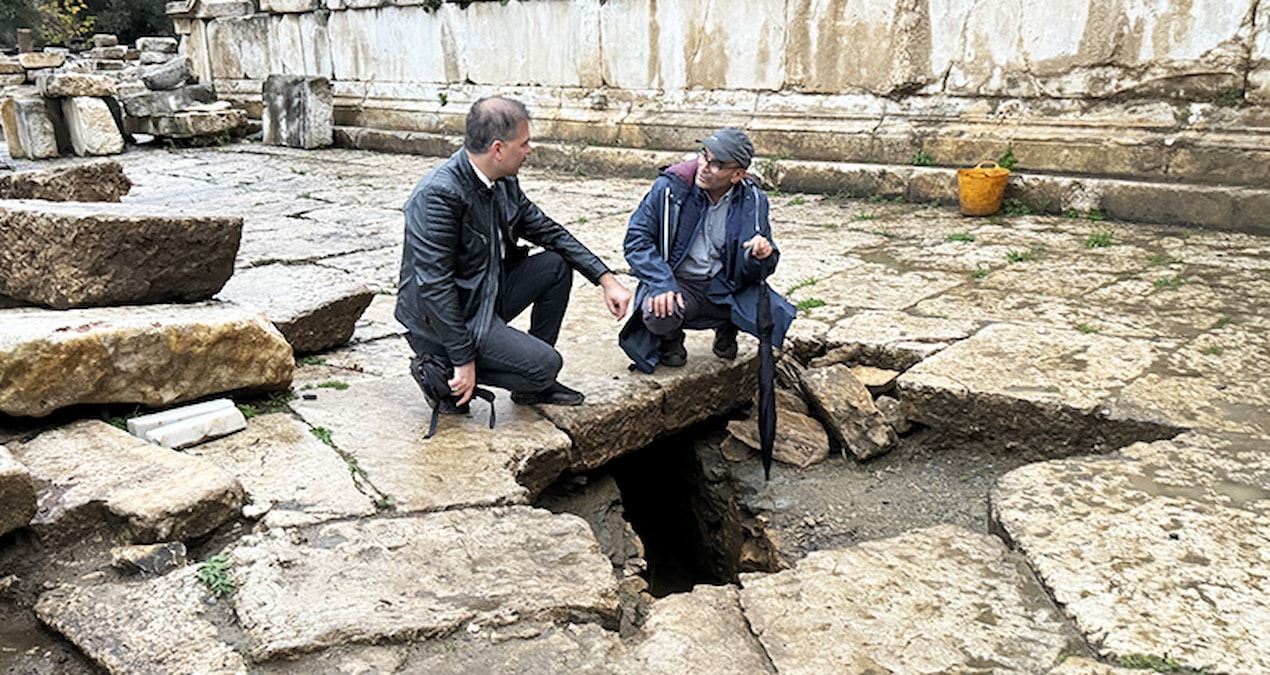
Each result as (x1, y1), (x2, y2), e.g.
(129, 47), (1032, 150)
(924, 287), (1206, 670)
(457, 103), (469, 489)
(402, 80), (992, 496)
(410, 354), (496, 439)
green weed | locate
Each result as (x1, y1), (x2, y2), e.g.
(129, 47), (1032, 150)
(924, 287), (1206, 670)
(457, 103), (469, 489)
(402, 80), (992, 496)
(788, 196), (806, 206)
(971, 264), (990, 280)
(796, 298), (827, 312)
(298, 355), (326, 366)
(946, 232), (975, 243)
(1075, 323), (1101, 334)
(910, 150), (935, 166)
(1086, 208), (1106, 221)
(1215, 88), (1245, 107)
(1001, 198), (1032, 216)
(1084, 226), (1115, 248)
(1152, 276), (1186, 291)
(573, 216), (588, 225)
(315, 380), (349, 391)
(197, 555), (236, 598)
(1005, 249), (1036, 263)
(997, 145), (1018, 170)
(1214, 315), (1233, 328)
(236, 403), (259, 420)
(297, 192), (312, 199)
(786, 277), (818, 294)
(311, 426), (335, 447)
(437, 91), (449, 106)
(854, 212), (878, 222)
(1147, 252), (1181, 265)
(1200, 345), (1224, 356)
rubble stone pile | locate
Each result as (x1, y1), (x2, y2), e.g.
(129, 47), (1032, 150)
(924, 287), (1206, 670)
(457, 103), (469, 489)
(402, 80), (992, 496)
(0, 32), (247, 160)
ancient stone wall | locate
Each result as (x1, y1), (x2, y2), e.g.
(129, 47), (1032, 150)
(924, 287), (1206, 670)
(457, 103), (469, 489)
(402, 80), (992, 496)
(174, 0), (1270, 185)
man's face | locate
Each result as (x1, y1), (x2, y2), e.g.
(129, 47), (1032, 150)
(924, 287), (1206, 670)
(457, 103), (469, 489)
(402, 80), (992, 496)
(493, 121), (532, 178)
(695, 148), (745, 194)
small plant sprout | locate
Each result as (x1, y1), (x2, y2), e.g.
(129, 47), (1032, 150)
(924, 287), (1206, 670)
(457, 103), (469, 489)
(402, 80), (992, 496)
(788, 196), (806, 206)
(1200, 345), (1224, 356)
(1084, 226), (1115, 248)
(1005, 249), (1036, 263)
(997, 145), (1018, 170)
(1075, 323), (1101, 334)
(910, 150), (935, 166)
(1147, 251), (1181, 266)
(1214, 315), (1234, 328)
(1002, 198), (1032, 216)
(796, 298), (826, 312)
(197, 555), (236, 598)
(785, 277), (818, 295)
(1152, 276), (1186, 291)
(298, 355), (326, 366)
(971, 264), (990, 280)
(854, 212), (878, 222)
(946, 232), (975, 243)
(311, 426), (335, 447)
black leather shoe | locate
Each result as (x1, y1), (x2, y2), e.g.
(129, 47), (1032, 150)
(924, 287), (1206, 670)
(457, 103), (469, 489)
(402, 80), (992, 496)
(712, 324), (738, 360)
(659, 334), (687, 368)
(511, 381), (586, 406)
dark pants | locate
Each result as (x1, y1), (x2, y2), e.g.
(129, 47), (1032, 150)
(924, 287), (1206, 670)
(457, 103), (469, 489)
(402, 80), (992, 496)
(407, 251), (572, 393)
(642, 275), (732, 339)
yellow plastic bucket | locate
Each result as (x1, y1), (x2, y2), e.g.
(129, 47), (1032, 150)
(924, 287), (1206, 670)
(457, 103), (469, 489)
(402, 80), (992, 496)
(957, 161), (1010, 216)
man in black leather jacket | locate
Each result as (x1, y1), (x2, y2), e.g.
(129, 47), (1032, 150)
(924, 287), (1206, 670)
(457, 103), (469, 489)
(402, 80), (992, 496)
(395, 96), (631, 413)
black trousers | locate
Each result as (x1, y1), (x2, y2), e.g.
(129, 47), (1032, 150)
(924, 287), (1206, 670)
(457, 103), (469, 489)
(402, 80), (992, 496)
(641, 275), (732, 339)
(407, 251), (572, 393)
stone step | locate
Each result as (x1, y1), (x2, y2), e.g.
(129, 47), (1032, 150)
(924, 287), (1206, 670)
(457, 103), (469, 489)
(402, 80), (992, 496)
(216, 263), (374, 354)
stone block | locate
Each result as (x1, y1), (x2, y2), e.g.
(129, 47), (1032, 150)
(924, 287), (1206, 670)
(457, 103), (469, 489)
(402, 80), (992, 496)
(59, 97), (125, 156)
(143, 405), (248, 449)
(192, 0), (254, 18)
(0, 160), (132, 202)
(120, 83), (217, 118)
(260, 0), (321, 12)
(3, 97), (60, 159)
(800, 363), (897, 460)
(127, 105), (247, 138)
(0, 59), (22, 74)
(92, 33), (120, 47)
(0, 303), (295, 418)
(0, 97), (23, 158)
(93, 59), (126, 71)
(128, 398), (238, 437)
(142, 55), (193, 91)
(17, 29), (33, 54)
(88, 45), (128, 60)
(217, 263), (373, 353)
(10, 420), (244, 542)
(0, 445), (37, 538)
(36, 71), (118, 97)
(17, 52), (66, 69)
(0, 200), (241, 309)
(136, 37), (179, 53)
(110, 542), (188, 575)
(262, 74), (333, 149)
(139, 51), (174, 65)
(0, 74), (24, 86)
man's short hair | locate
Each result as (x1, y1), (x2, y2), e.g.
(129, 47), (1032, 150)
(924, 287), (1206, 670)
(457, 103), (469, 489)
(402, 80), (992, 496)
(465, 96), (531, 154)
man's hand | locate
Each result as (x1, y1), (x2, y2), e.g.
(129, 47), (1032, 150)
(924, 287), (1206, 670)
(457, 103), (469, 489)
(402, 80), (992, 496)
(448, 361), (476, 406)
(743, 235), (773, 260)
(646, 291), (685, 319)
(599, 272), (632, 320)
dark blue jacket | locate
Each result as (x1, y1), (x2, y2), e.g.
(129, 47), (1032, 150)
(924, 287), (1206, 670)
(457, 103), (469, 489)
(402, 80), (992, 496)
(620, 160), (796, 373)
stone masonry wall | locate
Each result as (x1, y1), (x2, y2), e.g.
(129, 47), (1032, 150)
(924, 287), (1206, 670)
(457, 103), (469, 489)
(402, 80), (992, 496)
(175, 0), (1270, 186)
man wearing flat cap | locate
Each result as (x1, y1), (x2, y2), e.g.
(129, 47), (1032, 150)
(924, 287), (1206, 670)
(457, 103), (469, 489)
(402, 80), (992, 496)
(620, 127), (796, 372)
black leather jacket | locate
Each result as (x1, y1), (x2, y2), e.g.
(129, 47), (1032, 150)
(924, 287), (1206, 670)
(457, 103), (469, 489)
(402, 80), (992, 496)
(395, 150), (610, 366)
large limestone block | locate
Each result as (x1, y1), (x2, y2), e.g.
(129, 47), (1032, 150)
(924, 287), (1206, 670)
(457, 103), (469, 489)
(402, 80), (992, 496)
(127, 105), (247, 138)
(217, 263), (373, 353)
(120, 83), (217, 117)
(0, 200), (241, 309)
(0, 160), (132, 202)
(0, 303), (294, 418)
(727, 405), (831, 469)
(800, 363), (897, 460)
(897, 322), (1179, 448)
(3, 97), (59, 159)
(228, 508), (620, 659)
(1, 96), (26, 158)
(739, 525), (1083, 673)
(189, 413), (377, 528)
(17, 52), (66, 69)
(613, 585), (772, 674)
(11, 420), (244, 542)
(59, 97), (125, 156)
(0, 444), (37, 537)
(142, 55), (193, 90)
(991, 432), (1270, 674)
(136, 37), (179, 53)
(36, 71), (117, 97)
(288, 375), (564, 509)
(35, 567), (249, 674)
(261, 74), (333, 149)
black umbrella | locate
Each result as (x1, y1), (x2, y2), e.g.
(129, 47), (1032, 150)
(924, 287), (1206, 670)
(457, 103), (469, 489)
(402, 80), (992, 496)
(756, 272), (776, 480)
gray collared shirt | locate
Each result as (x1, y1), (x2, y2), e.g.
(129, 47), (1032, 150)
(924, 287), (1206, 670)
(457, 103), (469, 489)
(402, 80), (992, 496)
(679, 186), (733, 280)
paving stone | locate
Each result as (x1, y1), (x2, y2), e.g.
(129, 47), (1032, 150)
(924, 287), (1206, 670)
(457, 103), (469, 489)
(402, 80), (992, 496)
(59, 96), (125, 156)
(35, 566), (250, 674)
(991, 432), (1270, 674)
(217, 263), (374, 354)
(262, 74), (333, 149)
(822, 309), (980, 370)
(0, 199), (241, 308)
(739, 525), (1085, 674)
(11, 420), (244, 543)
(289, 374), (565, 507)
(229, 508), (619, 660)
(612, 585), (772, 675)
(0, 160), (132, 201)
(0, 444), (37, 537)
(189, 413), (378, 528)
(0, 303), (294, 417)
(898, 322), (1181, 449)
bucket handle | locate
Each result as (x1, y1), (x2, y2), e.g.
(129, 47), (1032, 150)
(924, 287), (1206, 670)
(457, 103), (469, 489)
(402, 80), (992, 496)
(974, 161), (1001, 170)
